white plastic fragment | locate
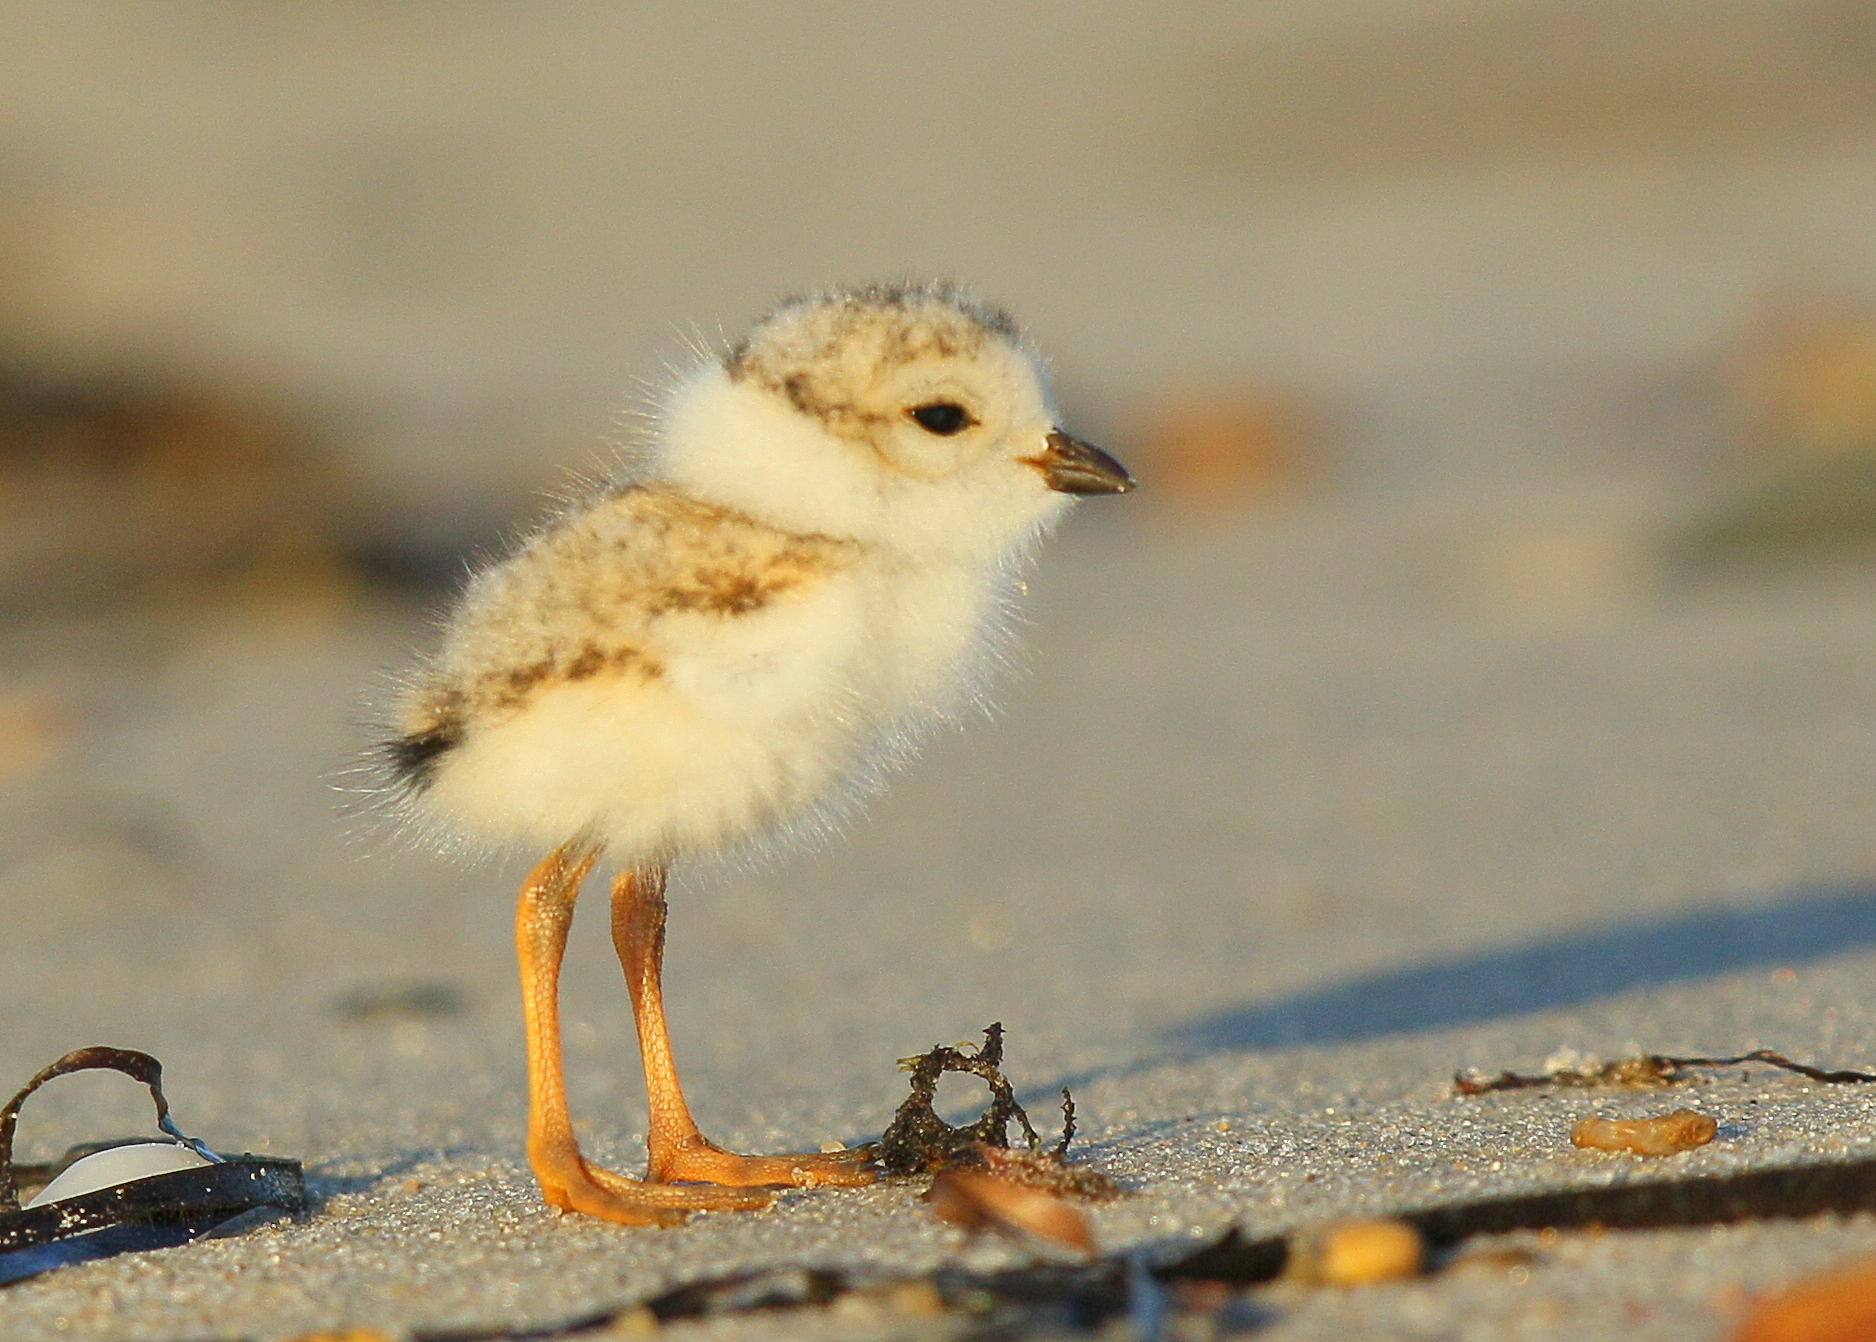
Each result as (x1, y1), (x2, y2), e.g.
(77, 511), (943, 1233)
(25, 1142), (214, 1208)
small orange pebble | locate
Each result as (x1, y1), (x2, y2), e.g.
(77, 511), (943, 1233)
(1571, 1108), (1717, 1156)
(0, 685), (71, 785)
(608, 1309), (659, 1337)
(880, 1281), (946, 1319)
(1732, 303), (1876, 461)
(1291, 1218), (1425, 1286)
(1734, 1257), (1876, 1342)
(927, 1167), (1095, 1254)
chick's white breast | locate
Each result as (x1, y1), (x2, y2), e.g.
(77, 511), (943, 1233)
(853, 561), (998, 719)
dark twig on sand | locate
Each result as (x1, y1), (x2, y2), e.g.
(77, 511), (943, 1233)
(1454, 1048), (1876, 1096)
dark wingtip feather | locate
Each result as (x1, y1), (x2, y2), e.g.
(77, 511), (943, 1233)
(381, 721), (461, 793)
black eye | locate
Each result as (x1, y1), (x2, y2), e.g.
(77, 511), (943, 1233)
(909, 402), (972, 435)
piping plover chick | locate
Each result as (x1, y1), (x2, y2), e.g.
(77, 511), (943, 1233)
(381, 283), (1133, 1225)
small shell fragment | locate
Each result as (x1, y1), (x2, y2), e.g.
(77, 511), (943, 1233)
(1571, 1108), (1718, 1156)
(927, 1168), (1095, 1254)
(1290, 1218), (1425, 1286)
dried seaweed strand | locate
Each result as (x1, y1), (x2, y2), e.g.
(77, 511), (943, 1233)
(873, 1023), (1044, 1176)
(0, 1046), (217, 1212)
(1454, 1048), (1876, 1096)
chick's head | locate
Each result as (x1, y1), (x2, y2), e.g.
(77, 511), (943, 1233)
(657, 284), (1128, 560)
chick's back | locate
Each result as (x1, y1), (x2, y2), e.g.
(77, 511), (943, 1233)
(384, 486), (880, 854)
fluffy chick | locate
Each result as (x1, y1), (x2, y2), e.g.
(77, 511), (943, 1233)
(383, 282), (1132, 1225)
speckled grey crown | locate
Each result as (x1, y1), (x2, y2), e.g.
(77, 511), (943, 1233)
(723, 283), (1025, 437)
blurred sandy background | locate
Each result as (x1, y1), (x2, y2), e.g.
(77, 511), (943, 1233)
(4, 0), (1876, 1216)
(2, 0), (1873, 526)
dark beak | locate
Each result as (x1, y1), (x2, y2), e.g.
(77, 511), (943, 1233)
(1027, 429), (1135, 495)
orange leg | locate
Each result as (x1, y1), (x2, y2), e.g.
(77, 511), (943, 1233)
(612, 865), (877, 1190)
(517, 842), (771, 1225)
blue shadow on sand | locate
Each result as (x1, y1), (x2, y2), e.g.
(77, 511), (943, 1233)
(1168, 884), (1876, 1054)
